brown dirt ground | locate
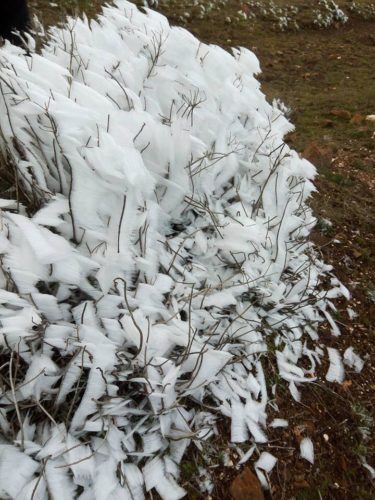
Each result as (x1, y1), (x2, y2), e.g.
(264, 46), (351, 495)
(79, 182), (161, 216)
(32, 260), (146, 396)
(14, 1), (375, 498)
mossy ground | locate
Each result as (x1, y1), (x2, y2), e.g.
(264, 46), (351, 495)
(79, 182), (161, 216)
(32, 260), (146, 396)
(19, 1), (375, 498)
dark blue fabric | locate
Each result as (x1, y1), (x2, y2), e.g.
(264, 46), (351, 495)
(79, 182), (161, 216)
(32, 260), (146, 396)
(0, 0), (30, 46)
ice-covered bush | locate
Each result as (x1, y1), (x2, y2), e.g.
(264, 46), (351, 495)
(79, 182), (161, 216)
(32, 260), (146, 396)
(0, 1), (352, 498)
(348, 1), (375, 19)
(313, 0), (348, 27)
(150, 0), (230, 22)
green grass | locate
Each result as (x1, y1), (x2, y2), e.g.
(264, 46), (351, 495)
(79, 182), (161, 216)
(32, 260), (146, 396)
(296, 480), (330, 500)
(31, 0), (107, 26)
(319, 167), (354, 186)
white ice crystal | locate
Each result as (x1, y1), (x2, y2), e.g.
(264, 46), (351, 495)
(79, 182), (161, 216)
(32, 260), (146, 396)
(0, 1), (348, 497)
(300, 437), (314, 464)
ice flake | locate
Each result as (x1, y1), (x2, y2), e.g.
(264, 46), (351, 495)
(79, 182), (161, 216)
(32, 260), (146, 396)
(269, 418), (288, 428)
(237, 445), (256, 465)
(255, 451), (277, 473)
(343, 347), (365, 373)
(326, 348), (345, 383)
(0, 445), (39, 498)
(45, 459), (76, 500)
(362, 461), (375, 480)
(231, 400), (248, 443)
(300, 437), (314, 464)
(346, 307), (358, 320)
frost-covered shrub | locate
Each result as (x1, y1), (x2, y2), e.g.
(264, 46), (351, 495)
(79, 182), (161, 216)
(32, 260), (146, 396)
(148, 0), (228, 24)
(313, 0), (348, 28)
(348, 1), (375, 20)
(0, 1), (353, 498)
(152, 0), (230, 21)
(272, 98), (292, 119)
(240, 1), (301, 31)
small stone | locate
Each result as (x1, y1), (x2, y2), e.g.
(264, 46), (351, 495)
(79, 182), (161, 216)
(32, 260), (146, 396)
(230, 467), (264, 500)
(303, 142), (333, 169)
(294, 479), (310, 489)
(351, 113), (364, 125)
(330, 109), (352, 120)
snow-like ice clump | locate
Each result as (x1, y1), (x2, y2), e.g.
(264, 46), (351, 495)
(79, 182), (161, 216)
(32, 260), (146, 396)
(0, 1), (357, 497)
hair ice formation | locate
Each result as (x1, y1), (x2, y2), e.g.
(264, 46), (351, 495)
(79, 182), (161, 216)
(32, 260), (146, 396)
(0, 1), (352, 498)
